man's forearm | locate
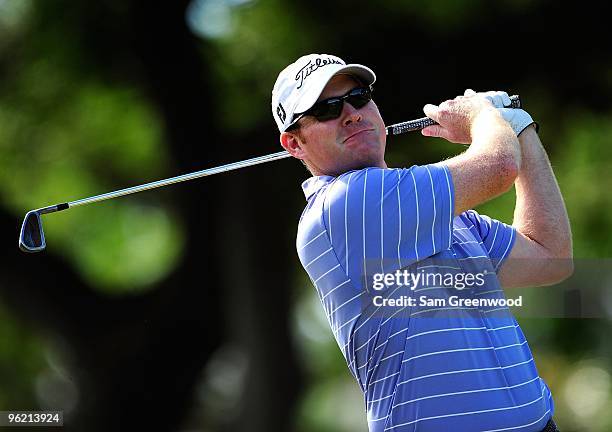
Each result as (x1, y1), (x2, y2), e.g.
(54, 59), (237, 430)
(512, 125), (572, 258)
(444, 109), (522, 215)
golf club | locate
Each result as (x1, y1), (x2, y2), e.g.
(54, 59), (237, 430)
(18, 95), (521, 253)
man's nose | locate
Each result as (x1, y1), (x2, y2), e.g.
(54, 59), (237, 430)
(342, 102), (362, 126)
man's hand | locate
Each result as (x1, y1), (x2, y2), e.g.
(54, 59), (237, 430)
(464, 89), (536, 136)
(421, 95), (501, 144)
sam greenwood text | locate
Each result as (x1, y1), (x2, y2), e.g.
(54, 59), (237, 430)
(372, 295), (523, 308)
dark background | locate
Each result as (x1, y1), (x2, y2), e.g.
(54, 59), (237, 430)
(0, 0), (610, 431)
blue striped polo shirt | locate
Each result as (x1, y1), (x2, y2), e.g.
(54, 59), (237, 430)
(296, 164), (554, 432)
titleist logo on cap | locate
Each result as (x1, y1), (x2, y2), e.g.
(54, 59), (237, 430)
(294, 57), (343, 89)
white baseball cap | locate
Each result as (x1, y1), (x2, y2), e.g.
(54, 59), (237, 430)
(271, 54), (376, 132)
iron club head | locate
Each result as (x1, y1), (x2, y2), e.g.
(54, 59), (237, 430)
(19, 210), (46, 253)
(18, 204), (69, 253)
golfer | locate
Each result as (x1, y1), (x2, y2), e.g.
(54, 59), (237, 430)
(272, 54), (572, 432)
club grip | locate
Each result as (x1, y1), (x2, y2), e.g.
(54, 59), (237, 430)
(386, 94), (521, 136)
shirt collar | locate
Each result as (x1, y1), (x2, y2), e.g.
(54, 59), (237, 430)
(301, 175), (335, 201)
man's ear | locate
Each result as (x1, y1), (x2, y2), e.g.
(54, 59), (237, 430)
(280, 131), (307, 160)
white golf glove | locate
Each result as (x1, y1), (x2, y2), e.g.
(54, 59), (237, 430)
(464, 89), (537, 136)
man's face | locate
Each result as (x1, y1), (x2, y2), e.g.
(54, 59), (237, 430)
(281, 74), (387, 177)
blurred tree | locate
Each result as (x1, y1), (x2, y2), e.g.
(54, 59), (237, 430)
(0, 0), (303, 430)
(0, 0), (610, 431)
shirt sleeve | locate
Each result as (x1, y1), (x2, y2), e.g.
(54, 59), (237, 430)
(461, 209), (517, 272)
(322, 164), (454, 286)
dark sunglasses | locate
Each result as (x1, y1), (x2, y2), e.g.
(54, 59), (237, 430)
(292, 86), (373, 126)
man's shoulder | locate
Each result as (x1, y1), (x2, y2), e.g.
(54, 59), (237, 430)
(331, 164), (450, 197)
(329, 166), (407, 194)
(304, 164), (453, 216)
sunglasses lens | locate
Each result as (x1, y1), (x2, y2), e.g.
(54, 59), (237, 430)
(346, 88), (372, 109)
(311, 100), (343, 121)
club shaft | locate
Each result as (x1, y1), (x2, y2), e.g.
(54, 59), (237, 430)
(68, 151), (292, 208)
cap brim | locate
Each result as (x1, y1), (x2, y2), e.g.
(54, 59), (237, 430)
(292, 63), (376, 116)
